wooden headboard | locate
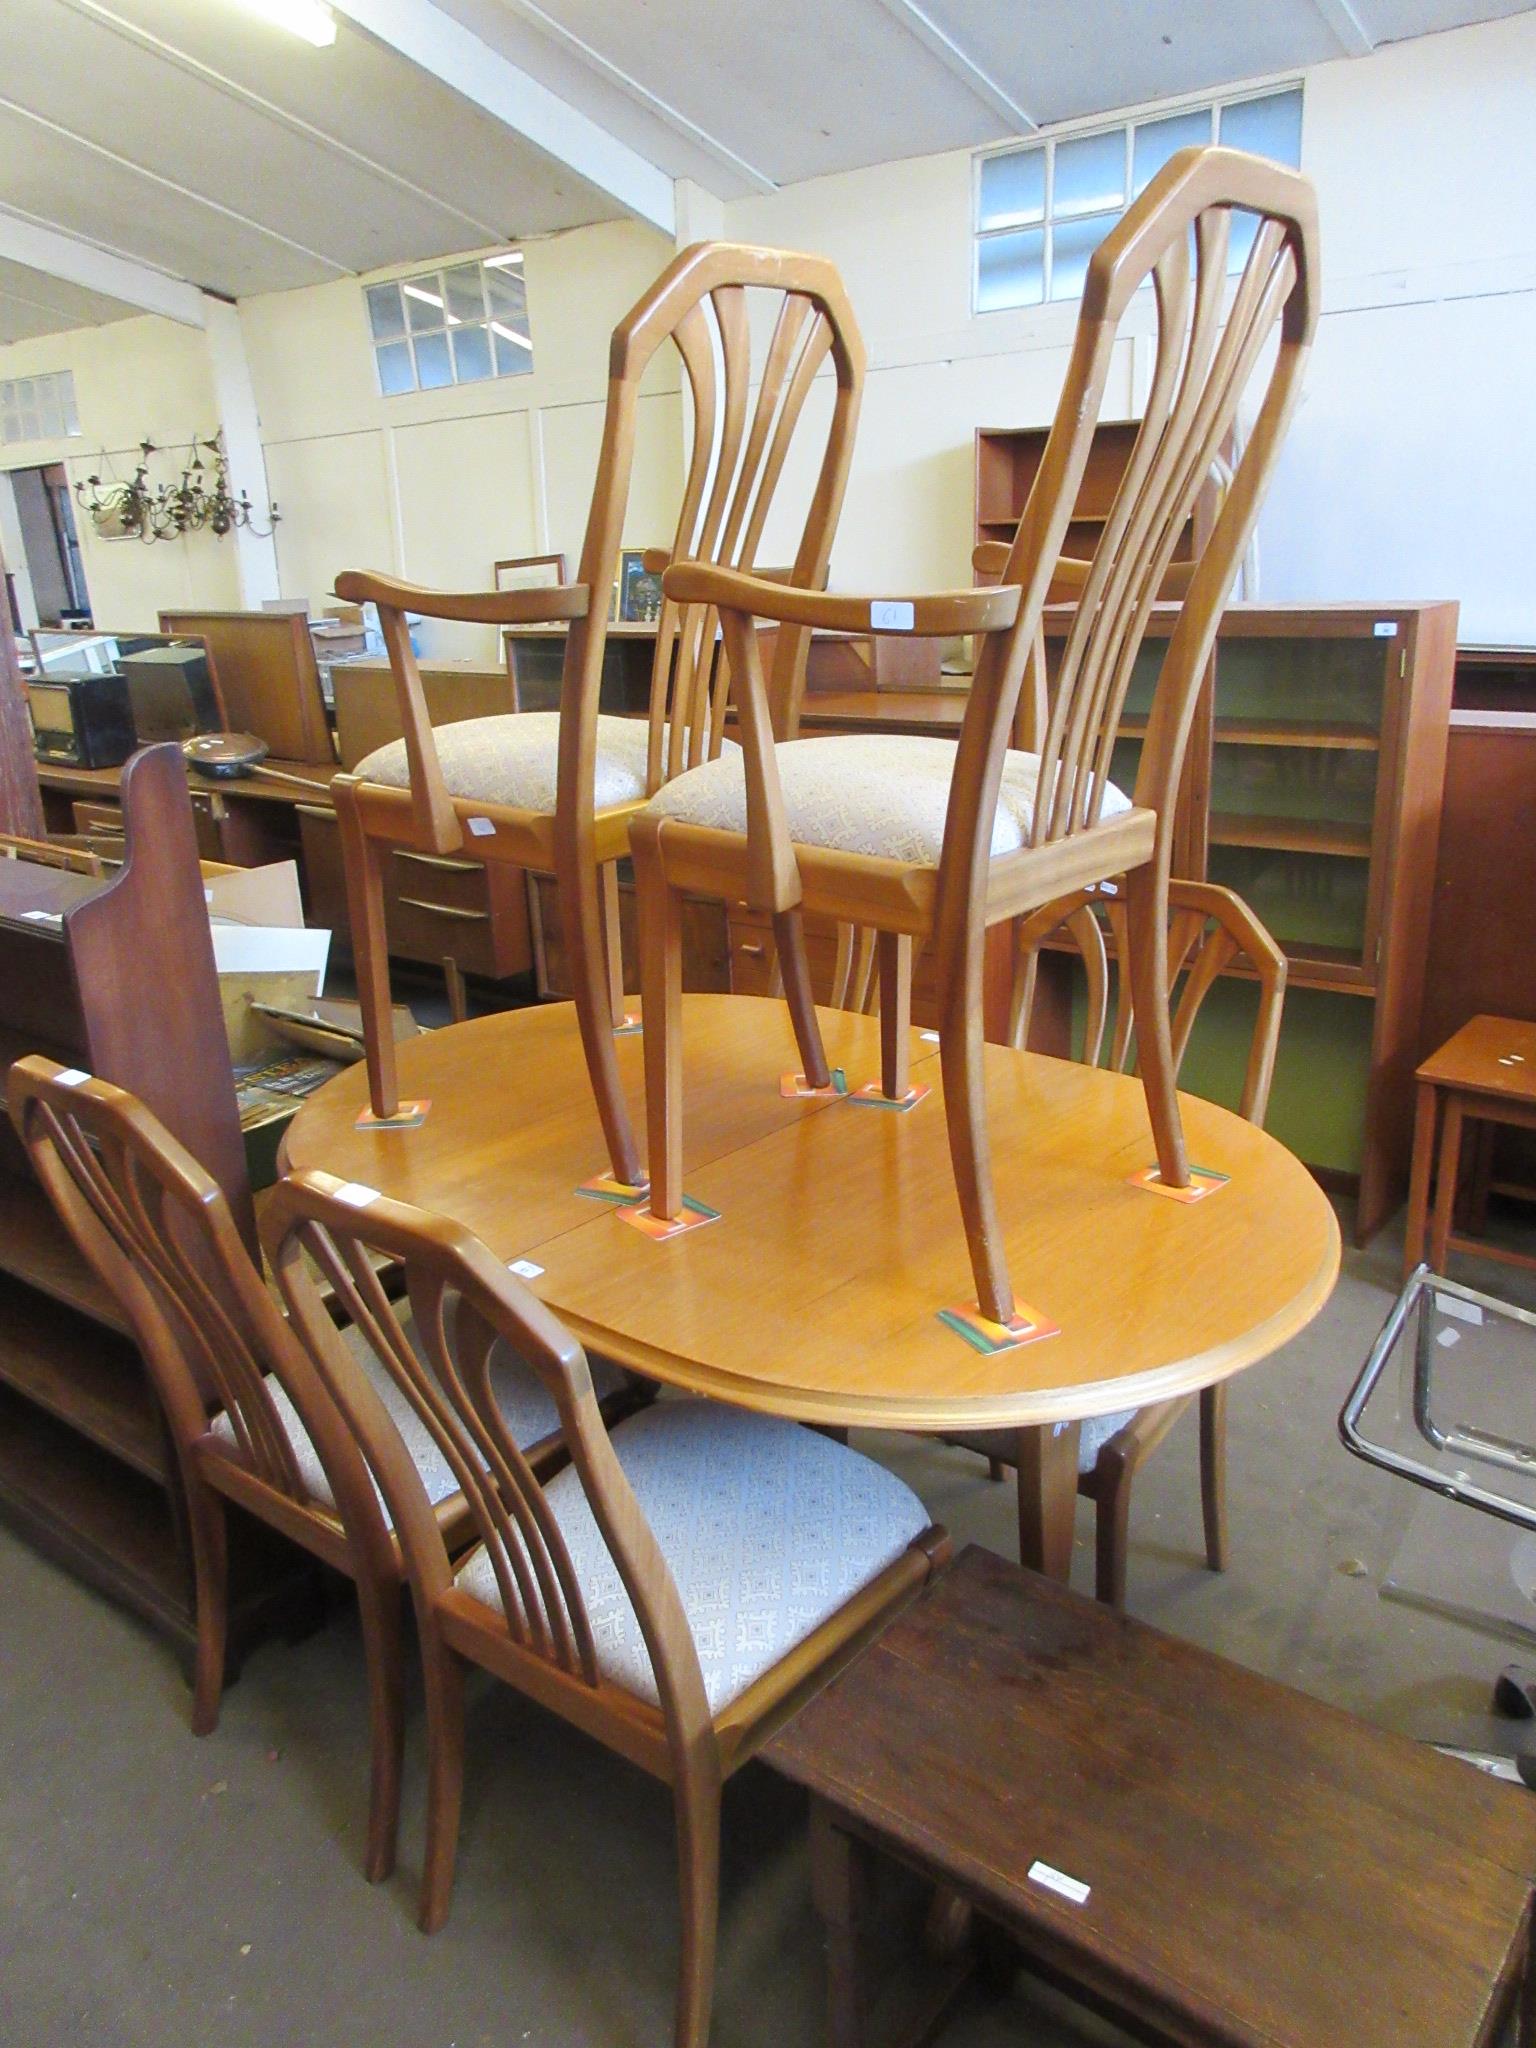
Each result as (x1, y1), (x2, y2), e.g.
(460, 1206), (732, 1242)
(158, 608), (335, 766)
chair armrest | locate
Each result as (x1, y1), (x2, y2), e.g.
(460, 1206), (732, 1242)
(334, 569), (589, 627)
(663, 561), (1019, 636)
(971, 543), (1195, 601)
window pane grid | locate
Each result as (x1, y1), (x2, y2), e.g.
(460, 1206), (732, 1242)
(369, 255), (532, 395)
(0, 370), (80, 447)
(975, 86), (1301, 313)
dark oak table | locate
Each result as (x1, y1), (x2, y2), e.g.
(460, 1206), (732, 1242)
(769, 1545), (1536, 2048)
(1405, 1013), (1536, 1279)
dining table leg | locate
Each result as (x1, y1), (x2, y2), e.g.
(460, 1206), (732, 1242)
(1014, 1421), (1081, 1581)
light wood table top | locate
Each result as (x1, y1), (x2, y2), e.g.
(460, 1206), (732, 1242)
(281, 995), (1339, 1435)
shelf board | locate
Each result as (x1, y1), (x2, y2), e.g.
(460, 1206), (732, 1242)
(1212, 720), (1380, 751)
(0, 1277), (165, 1479)
(0, 1179), (130, 1332)
(1209, 813), (1373, 859)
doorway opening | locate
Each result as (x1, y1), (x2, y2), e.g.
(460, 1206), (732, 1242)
(2, 463), (92, 631)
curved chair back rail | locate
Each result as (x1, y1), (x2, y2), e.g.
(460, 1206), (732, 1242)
(261, 1166), (947, 2047)
(1010, 876), (1288, 1124)
(4, 1054), (410, 1880)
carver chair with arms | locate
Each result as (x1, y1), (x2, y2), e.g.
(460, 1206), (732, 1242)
(6, 1057), (636, 1883)
(263, 1168), (948, 2048)
(945, 878), (1287, 1604)
(631, 147), (1318, 1330)
(333, 241), (866, 1191)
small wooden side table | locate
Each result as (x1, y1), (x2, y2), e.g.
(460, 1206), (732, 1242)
(1404, 1014), (1536, 1279)
(769, 1546), (1536, 2048)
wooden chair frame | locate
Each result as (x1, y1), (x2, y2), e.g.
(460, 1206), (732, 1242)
(334, 241), (867, 1190)
(262, 1169), (947, 2048)
(950, 878), (1287, 1603)
(632, 148), (1318, 1325)
(6, 1057), (424, 1883)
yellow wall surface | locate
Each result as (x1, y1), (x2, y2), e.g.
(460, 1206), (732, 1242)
(0, 315), (242, 629)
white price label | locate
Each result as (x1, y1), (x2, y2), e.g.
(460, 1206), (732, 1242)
(509, 1258), (544, 1280)
(1028, 1860), (1090, 1905)
(1372, 621), (1397, 638)
(466, 816), (495, 838)
(1436, 1293), (1484, 1326)
(333, 1181), (381, 1209)
(54, 1068), (90, 1087)
(870, 600), (915, 632)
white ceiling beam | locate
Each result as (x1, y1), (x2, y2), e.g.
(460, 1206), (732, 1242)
(0, 207), (206, 327)
(869, 0), (1037, 135)
(489, 0), (774, 196)
(55, 0), (510, 248)
(332, 0), (676, 234)
(1309, 0), (1376, 56)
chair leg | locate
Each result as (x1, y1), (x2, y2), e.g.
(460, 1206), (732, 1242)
(877, 931), (912, 1100)
(774, 907), (831, 1090)
(559, 844), (644, 1188)
(418, 1624), (466, 1936)
(1199, 1381), (1228, 1574)
(1123, 861), (1189, 1189)
(1093, 1448), (1133, 1609)
(635, 820), (685, 1220)
(601, 858), (628, 1029)
(1014, 1423), (1080, 1583)
(186, 1478), (228, 1737)
(355, 1571), (406, 1885)
(936, 916), (1014, 1324)
(335, 784), (400, 1121)
(671, 1762), (722, 2048)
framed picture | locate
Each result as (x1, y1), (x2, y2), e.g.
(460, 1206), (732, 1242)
(494, 552), (567, 592)
(618, 549), (665, 623)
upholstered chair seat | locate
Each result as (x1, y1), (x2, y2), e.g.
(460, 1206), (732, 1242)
(213, 1320), (625, 1515)
(355, 713), (739, 817)
(646, 732), (1131, 868)
(455, 1399), (930, 1712)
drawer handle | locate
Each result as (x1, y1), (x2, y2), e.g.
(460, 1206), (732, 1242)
(397, 851), (480, 874)
(397, 897), (490, 922)
(738, 943), (766, 958)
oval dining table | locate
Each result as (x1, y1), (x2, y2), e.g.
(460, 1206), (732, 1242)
(280, 992), (1341, 1580)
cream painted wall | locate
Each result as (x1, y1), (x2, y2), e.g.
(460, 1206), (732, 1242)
(239, 218), (684, 661)
(724, 10), (1536, 642)
(0, 315), (242, 629)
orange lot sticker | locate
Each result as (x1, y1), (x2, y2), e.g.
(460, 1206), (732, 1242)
(1127, 1163), (1230, 1204)
(619, 1195), (721, 1241)
(937, 1299), (1060, 1354)
(354, 1100), (431, 1131)
(848, 1080), (930, 1112)
(780, 1069), (848, 1100)
(575, 1171), (651, 1205)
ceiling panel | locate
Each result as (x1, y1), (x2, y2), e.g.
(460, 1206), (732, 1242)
(1352, 0), (1536, 35)
(460, 0), (1012, 186)
(0, 255), (137, 344)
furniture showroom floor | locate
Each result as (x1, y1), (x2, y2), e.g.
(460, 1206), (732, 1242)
(4, 1214), (1531, 2048)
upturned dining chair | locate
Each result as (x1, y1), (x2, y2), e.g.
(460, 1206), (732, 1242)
(6, 1056), (635, 1883)
(945, 878), (1287, 1604)
(629, 147), (1318, 1332)
(263, 1168), (947, 2048)
(332, 241), (866, 1192)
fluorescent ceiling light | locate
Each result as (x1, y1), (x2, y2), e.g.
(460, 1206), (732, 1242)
(483, 253), (524, 270)
(229, 0), (338, 48)
(402, 284), (444, 307)
(491, 322), (531, 348)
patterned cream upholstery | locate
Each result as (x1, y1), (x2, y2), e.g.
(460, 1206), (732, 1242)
(356, 713), (738, 817)
(644, 733), (1132, 867)
(455, 1399), (930, 1713)
(1078, 1409), (1135, 1469)
(212, 1320), (624, 1517)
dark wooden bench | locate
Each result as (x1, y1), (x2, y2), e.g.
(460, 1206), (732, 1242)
(768, 1544), (1536, 2048)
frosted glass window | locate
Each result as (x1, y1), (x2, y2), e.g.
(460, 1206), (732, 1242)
(452, 324), (494, 382)
(1133, 109), (1211, 195)
(1050, 212), (1119, 301)
(0, 370), (80, 446)
(976, 226), (1044, 312)
(375, 342), (414, 396)
(366, 283), (405, 342)
(979, 148), (1045, 230)
(413, 332), (454, 390)
(368, 254), (535, 393)
(1054, 130), (1125, 218)
(975, 86), (1301, 311)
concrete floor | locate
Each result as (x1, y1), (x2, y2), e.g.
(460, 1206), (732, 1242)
(3, 1216), (1533, 2048)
